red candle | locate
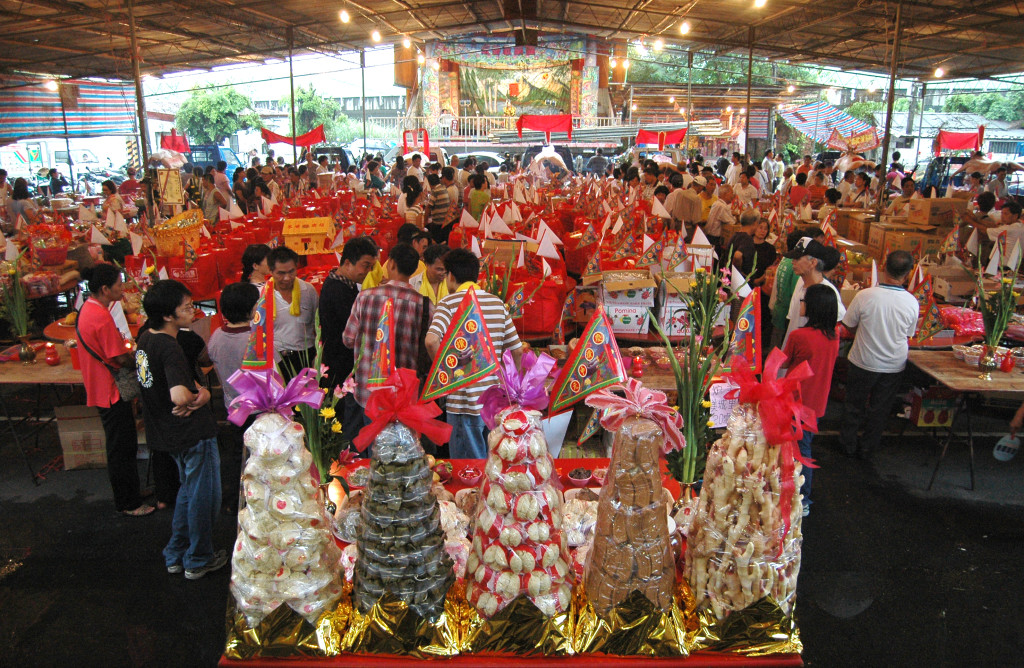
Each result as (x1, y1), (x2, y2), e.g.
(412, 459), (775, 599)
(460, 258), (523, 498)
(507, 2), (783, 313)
(631, 355), (644, 378)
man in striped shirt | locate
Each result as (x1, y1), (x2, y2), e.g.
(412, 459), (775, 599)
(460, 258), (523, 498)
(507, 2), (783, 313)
(425, 248), (523, 458)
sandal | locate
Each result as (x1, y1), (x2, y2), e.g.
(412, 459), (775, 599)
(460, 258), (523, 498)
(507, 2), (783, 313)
(122, 504), (155, 517)
(994, 435), (1020, 462)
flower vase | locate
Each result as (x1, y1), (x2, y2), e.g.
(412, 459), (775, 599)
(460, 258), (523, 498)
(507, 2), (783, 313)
(979, 345), (998, 381)
(18, 336), (36, 365)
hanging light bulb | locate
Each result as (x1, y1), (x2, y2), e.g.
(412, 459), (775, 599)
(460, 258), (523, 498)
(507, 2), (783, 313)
(668, 95), (675, 103)
(609, 57), (617, 68)
(417, 53), (425, 65)
(754, 0), (767, 7)
(431, 60), (440, 71)
(339, 8), (350, 23)
(371, 29), (382, 42)
(787, 84), (795, 93)
(43, 79), (59, 91)
(934, 66), (945, 78)
(622, 59), (630, 70)
(867, 82), (877, 93)
(679, 107), (686, 116)
(403, 36), (411, 49)
(631, 103), (638, 111)
(679, 21), (690, 35)
(654, 38), (664, 51)
(726, 105), (732, 112)
(740, 107), (746, 114)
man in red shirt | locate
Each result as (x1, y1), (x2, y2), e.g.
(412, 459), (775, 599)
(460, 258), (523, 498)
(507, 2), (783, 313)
(78, 264), (153, 516)
(118, 167), (141, 197)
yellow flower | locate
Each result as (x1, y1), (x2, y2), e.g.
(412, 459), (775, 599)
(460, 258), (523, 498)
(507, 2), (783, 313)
(320, 407), (336, 420)
(689, 281), (698, 289)
(706, 420), (715, 428)
(1003, 277), (1013, 284)
(670, 405), (679, 413)
(696, 267), (706, 274)
(702, 400), (711, 408)
(144, 265), (156, 275)
(331, 421), (342, 433)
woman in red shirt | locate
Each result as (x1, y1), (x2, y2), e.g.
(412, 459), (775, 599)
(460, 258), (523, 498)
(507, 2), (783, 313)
(781, 282), (840, 516)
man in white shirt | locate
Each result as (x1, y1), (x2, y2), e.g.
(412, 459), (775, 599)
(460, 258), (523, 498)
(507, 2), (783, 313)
(704, 184), (735, 247)
(837, 170), (857, 204)
(985, 201), (1024, 254)
(986, 166), (1008, 200)
(406, 153), (425, 184)
(724, 152), (742, 186)
(734, 171), (759, 207)
(761, 150), (776, 193)
(840, 250), (918, 459)
(782, 238), (845, 346)
(665, 172), (701, 229)
(268, 246), (319, 376)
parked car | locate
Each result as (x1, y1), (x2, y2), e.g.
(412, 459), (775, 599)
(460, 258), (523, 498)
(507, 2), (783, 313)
(521, 146), (576, 174)
(382, 144), (448, 168)
(455, 151), (504, 172)
(185, 145), (243, 172)
(303, 145), (356, 171)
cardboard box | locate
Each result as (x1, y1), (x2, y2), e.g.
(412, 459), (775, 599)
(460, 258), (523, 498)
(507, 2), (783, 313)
(840, 285), (860, 308)
(55, 405), (107, 470)
(885, 229), (949, 259)
(835, 208), (873, 238)
(655, 273), (728, 336)
(867, 222), (916, 256)
(930, 264), (976, 303)
(600, 269), (657, 307)
(906, 198), (968, 227)
(605, 304), (651, 334)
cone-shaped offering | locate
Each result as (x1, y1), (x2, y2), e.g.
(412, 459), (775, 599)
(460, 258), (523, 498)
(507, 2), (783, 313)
(467, 408), (573, 618)
(231, 412), (344, 626)
(354, 422), (454, 620)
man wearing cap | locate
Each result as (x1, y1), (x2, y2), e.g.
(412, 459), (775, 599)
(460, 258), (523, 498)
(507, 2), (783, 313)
(782, 237), (845, 346)
(260, 166), (281, 202)
(665, 172), (701, 230)
(704, 184), (735, 248)
(840, 250), (918, 460)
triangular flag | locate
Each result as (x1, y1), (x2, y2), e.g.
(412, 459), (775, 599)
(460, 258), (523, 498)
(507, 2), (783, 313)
(642, 234), (654, 253)
(609, 233), (636, 261)
(966, 228), (979, 255)
(691, 226), (711, 247)
(256, 207), (267, 219)
(911, 275), (933, 312)
(650, 196), (671, 219)
(577, 407), (603, 446)
(242, 279), (275, 370)
(78, 204), (98, 221)
(583, 251), (602, 278)
(506, 285), (526, 318)
(1008, 240), (1022, 271)
(230, 220), (245, 230)
(229, 201), (245, 219)
(665, 238), (688, 270)
(129, 232), (144, 255)
(261, 196), (274, 213)
(367, 299), (397, 389)
(421, 288), (499, 402)
(460, 209), (479, 229)
(219, 207), (230, 222)
(611, 215), (624, 235)
(200, 222), (212, 239)
(940, 225), (960, 255)
(553, 291), (576, 344)
(90, 226), (111, 245)
(549, 307), (626, 414)
(537, 233), (560, 260)
(637, 239), (665, 267)
(537, 221), (563, 245)
(727, 287), (762, 374)
(542, 258), (552, 278)
(907, 263), (924, 292)
(986, 244), (1002, 276)
(915, 297), (944, 342)
(871, 260), (879, 287)
(579, 224), (600, 248)
(5, 238), (18, 261)
(516, 243), (525, 268)
(158, 266), (169, 280)
(470, 236), (482, 258)
(732, 264), (752, 298)
(489, 211), (513, 236)
(331, 229), (345, 249)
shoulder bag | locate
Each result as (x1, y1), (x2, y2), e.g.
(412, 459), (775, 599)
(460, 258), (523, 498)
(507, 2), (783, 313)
(76, 310), (141, 401)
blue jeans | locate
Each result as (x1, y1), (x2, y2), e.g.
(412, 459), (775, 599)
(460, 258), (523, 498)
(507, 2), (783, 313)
(799, 430), (814, 507)
(448, 413), (489, 459)
(163, 437), (222, 570)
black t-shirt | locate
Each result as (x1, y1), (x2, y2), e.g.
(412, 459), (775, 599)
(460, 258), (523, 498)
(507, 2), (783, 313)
(136, 330), (218, 454)
(730, 232), (757, 277)
(318, 272), (360, 387)
(751, 241), (778, 283)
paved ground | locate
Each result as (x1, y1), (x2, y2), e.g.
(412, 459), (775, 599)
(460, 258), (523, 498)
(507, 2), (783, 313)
(2, 385), (1023, 667)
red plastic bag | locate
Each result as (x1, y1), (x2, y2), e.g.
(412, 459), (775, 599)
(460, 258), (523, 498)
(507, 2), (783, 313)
(165, 253), (220, 301)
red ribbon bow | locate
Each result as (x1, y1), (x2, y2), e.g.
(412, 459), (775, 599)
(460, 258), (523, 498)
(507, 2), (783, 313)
(352, 368), (452, 452)
(724, 349), (818, 550)
(584, 378), (686, 454)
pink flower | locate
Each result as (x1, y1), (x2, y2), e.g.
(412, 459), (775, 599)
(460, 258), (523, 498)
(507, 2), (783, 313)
(319, 363), (330, 377)
(335, 376), (356, 398)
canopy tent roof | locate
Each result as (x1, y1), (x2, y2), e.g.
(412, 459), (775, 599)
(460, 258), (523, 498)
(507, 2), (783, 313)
(0, 0), (1021, 82)
(777, 100), (879, 144)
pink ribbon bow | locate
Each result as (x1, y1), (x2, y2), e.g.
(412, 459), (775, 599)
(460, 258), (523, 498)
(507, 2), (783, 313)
(724, 348), (818, 550)
(226, 368), (324, 426)
(584, 378), (686, 454)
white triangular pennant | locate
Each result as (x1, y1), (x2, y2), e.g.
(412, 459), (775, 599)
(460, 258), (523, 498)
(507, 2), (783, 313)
(331, 229), (345, 249)
(871, 260), (879, 287)
(516, 243), (525, 268)
(262, 196), (273, 213)
(470, 235), (482, 258)
(986, 244), (1002, 276)
(732, 265), (752, 298)
(105, 207), (117, 230)
(460, 209), (479, 229)
(542, 258), (552, 278)
(489, 212), (513, 236)
(691, 227), (711, 247)
(611, 215), (625, 235)
(158, 266), (169, 280)
(229, 201), (244, 219)
(642, 234), (655, 252)
(966, 228), (979, 255)
(536, 233), (560, 260)
(230, 220), (244, 230)
(218, 207), (230, 222)
(651, 197), (671, 219)
(5, 238), (18, 261)
(90, 226), (111, 245)
(78, 204), (97, 221)
(129, 232), (144, 255)
(200, 223), (211, 238)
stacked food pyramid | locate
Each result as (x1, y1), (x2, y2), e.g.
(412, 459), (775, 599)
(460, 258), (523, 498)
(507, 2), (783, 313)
(584, 415), (675, 616)
(467, 408), (573, 617)
(353, 421), (454, 620)
(230, 412), (344, 626)
(684, 403), (804, 620)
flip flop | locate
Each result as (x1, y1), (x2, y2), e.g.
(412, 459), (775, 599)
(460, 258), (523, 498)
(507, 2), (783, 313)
(994, 435), (1019, 462)
(122, 504), (156, 517)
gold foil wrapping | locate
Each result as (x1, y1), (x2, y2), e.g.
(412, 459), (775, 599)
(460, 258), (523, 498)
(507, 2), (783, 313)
(691, 596), (803, 656)
(573, 582), (689, 656)
(463, 592), (575, 655)
(223, 598), (326, 660)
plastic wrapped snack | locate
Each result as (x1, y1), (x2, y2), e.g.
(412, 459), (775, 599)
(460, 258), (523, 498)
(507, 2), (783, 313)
(684, 402), (804, 620)
(230, 411), (344, 626)
(467, 408), (574, 618)
(584, 415), (675, 616)
(353, 422), (454, 620)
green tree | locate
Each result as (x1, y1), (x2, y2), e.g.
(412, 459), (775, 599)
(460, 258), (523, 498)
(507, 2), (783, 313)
(624, 48), (818, 87)
(943, 91), (1024, 122)
(283, 85), (393, 145)
(845, 99), (909, 125)
(175, 87), (262, 145)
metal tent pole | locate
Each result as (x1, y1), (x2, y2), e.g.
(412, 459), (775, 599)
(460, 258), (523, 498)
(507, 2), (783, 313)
(915, 82), (927, 165)
(878, 0), (904, 210)
(686, 51), (692, 151)
(361, 49), (367, 156)
(58, 85), (74, 192)
(126, 0), (152, 223)
(744, 27), (753, 157)
(288, 27), (297, 165)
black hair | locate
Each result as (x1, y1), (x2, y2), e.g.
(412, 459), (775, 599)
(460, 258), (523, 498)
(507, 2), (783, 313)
(240, 244), (271, 283)
(802, 283), (837, 339)
(340, 236), (378, 266)
(12, 178), (31, 200)
(444, 247), (479, 285)
(824, 188), (842, 204)
(397, 223), (421, 244)
(471, 173), (486, 189)
(367, 160), (379, 172)
(84, 263), (122, 295)
(976, 191), (996, 212)
(394, 155), (405, 170)
(1004, 201), (1022, 217)
(441, 166), (455, 180)
(423, 243), (449, 266)
(141, 279), (191, 330)
(795, 172), (808, 186)
(202, 173), (215, 185)
(855, 172), (871, 187)
(220, 281), (259, 324)
(970, 171), (984, 180)
(901, 176), (915, 187)
(668, 172), (684, 189)
(267, 246), (299, 269)
(426, 173), (441, 187)
(387, 243), (421, 277)
(102, 179), (116, 193)
(654, 185), (670, 197)
(216, 160), (227, 171)
(786, 230), (805, 251)
(885, 250), (914, 279)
